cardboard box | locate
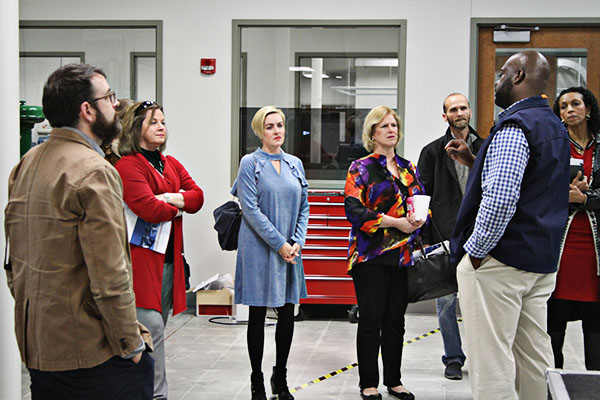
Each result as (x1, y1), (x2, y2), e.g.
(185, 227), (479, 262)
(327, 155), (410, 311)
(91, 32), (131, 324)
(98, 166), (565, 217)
(195, 289), (233, 316)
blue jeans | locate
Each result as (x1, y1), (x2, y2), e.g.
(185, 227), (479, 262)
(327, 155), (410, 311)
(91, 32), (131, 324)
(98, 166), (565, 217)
(436, 293), (466, 366)
(136, 261), (173, 400)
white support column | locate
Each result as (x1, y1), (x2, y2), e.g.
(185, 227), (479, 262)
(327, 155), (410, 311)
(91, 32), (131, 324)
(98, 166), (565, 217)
(1, 1), (23, 399)
(310, 58), (323, 164)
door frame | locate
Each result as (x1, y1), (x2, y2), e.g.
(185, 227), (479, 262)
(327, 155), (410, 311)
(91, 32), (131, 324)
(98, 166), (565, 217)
(469, 18), (600, 131)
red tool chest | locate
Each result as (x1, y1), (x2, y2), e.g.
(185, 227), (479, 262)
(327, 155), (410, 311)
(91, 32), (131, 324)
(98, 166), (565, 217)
(301, 190), (356, 305)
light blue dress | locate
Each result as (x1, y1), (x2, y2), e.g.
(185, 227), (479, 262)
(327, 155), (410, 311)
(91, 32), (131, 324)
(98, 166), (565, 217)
(232, 148), (309, 307)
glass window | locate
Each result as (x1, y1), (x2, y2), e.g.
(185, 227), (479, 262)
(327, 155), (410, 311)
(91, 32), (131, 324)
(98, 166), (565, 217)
(233, 22), (405, 186)
(132, 53), (157, 101)
(19, 23), (161, 108)
(20, 54), (84, 107)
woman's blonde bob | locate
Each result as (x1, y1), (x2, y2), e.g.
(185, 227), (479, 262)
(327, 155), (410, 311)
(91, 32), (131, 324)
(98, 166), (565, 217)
(118, 101), (166, 156)
(361, 106), (403, 153)
(251, 105), (286, 140)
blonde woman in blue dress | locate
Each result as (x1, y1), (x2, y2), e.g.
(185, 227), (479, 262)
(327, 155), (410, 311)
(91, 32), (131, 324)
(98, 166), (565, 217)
(232, 105), (309, 400)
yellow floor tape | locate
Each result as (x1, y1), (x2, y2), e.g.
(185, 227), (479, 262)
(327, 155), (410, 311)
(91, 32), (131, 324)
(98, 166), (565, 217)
(289, 318), (463, 394)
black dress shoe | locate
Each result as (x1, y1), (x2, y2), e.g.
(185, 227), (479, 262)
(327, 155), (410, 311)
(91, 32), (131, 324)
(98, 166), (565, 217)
(387, 387), (415, 400)
(360, 390), (382, 399)
(444, 362), (463, 380)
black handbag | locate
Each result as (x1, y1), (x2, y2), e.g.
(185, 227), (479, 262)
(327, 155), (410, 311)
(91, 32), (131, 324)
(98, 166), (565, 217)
(213, 200), (242, 251)
(406, 220), (457, 303)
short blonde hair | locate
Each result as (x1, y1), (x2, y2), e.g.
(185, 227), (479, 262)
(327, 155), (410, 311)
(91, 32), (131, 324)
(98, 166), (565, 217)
(251, 105), (286, 140)
(361, 106), (402, 152)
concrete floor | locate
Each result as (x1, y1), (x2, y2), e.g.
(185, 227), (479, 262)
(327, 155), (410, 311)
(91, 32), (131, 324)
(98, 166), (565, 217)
(21, 305), (588, 399)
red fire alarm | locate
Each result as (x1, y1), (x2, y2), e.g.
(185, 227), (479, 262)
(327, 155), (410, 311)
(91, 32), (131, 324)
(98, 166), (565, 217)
(200, 58), (216, 75)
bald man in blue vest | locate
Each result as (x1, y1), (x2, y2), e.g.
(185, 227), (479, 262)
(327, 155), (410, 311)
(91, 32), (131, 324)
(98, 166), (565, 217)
(451, 51), (570, 399)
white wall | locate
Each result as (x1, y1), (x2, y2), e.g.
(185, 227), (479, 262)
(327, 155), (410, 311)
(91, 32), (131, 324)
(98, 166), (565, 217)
(17, 0), (600, 288)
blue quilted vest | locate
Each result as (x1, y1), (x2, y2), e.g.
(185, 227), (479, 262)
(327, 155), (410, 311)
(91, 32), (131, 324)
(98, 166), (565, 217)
(450, 96), (570, 273)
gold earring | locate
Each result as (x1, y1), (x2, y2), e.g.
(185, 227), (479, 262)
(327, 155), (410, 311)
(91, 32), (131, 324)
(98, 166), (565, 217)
(586, 113), (591, 120)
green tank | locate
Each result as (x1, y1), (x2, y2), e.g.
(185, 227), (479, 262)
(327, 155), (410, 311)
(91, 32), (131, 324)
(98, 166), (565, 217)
(20, 100), (45, 157)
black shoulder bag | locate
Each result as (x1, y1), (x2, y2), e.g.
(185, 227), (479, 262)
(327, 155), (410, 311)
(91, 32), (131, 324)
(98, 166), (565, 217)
(213, 200), (242, 251)
(213, 155), (258, 251)
(406, 218), (457, 303)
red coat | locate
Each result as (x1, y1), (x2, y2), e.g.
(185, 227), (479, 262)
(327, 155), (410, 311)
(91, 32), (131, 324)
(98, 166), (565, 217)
(116, 153), (204, 315)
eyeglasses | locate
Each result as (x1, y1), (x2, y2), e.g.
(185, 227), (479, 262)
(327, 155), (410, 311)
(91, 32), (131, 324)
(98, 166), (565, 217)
(90, 90), (116, 105)
(135, 100), (162, 113)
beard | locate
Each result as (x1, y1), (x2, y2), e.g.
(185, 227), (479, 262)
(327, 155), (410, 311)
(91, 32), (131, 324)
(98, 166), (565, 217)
(91, 105), (122, 147)
(448, 116), (470, 130)
(495, 78), (514, 110)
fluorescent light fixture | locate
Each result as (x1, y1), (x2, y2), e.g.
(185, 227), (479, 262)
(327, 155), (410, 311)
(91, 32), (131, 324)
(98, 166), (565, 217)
(302, 72), (329, 79)
(355, 58), (398, 67)
(335, 75), (343, 79)
(289, 66), (314, 72)
(331, 85), (397, 96)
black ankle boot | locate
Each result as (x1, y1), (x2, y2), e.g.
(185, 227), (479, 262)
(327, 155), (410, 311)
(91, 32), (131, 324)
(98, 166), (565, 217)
(270, 366), (294, 400)
(250, 372), (267, 400)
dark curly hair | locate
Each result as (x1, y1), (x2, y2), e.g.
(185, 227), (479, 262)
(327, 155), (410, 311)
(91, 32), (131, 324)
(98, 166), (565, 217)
(553, 86), (600, 135)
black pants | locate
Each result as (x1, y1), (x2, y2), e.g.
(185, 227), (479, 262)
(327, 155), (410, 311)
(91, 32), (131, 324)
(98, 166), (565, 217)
(547, 297), (600, 370)
(351, 260), (409, 389)
(28, 351), (155, 400)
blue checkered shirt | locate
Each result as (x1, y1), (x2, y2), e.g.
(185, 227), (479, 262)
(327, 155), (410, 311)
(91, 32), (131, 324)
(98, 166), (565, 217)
(464, 116), (530, 259)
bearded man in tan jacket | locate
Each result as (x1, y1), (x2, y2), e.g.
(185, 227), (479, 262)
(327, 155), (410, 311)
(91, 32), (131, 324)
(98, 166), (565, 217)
(5, 64), (154, 399)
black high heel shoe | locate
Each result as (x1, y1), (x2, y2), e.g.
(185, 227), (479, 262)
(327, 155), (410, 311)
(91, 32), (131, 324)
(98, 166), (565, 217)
(270, 366), (294, 400)
(250, 372), (267, 400)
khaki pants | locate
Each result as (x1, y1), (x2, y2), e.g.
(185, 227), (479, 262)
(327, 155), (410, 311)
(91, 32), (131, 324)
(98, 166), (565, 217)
(457, 254), (555, 400)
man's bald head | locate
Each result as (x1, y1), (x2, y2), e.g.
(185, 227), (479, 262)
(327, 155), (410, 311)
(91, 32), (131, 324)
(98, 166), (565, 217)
(495, 50), (550, 109)
(509, 51), (550, 93)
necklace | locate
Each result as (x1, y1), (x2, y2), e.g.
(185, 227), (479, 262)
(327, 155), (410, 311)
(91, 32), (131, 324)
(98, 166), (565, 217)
(569, 131), (591, 156)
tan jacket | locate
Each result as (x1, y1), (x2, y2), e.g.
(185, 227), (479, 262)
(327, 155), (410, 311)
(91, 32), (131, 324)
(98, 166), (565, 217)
(5, 128), (149, 371)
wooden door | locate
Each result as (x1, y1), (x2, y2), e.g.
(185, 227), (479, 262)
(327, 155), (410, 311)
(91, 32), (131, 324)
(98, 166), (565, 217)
(477, 26), (600, 136)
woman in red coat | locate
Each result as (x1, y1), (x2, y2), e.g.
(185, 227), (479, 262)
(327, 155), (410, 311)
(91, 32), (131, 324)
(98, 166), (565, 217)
(116, 101), (204, 399)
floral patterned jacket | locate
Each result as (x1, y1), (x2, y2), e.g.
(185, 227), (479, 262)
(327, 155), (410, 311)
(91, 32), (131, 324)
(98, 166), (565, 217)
(344, 153), (426, 272)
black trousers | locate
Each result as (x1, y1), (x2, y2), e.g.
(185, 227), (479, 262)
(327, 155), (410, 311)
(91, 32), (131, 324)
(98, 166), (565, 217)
(28, 351), (155, 400)
(351, 260), (409, 389)
(247, 303), (295, 374)
(547, 297), (600, 370)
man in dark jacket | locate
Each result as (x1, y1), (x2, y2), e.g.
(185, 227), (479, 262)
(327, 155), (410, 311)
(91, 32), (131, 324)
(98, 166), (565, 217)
(451, 51), (569, 399)
(417, 93), (483, 380)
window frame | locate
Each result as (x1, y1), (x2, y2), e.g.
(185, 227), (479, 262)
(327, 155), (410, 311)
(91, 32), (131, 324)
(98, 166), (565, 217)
(19, 20), (163, 104)
(231, 19), (407, 188)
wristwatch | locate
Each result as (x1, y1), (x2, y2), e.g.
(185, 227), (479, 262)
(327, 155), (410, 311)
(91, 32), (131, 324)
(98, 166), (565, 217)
(163, 193), (171, 204)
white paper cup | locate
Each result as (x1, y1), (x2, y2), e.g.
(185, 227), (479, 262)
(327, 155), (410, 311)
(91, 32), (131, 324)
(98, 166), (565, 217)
(407, 195), (430, 221)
